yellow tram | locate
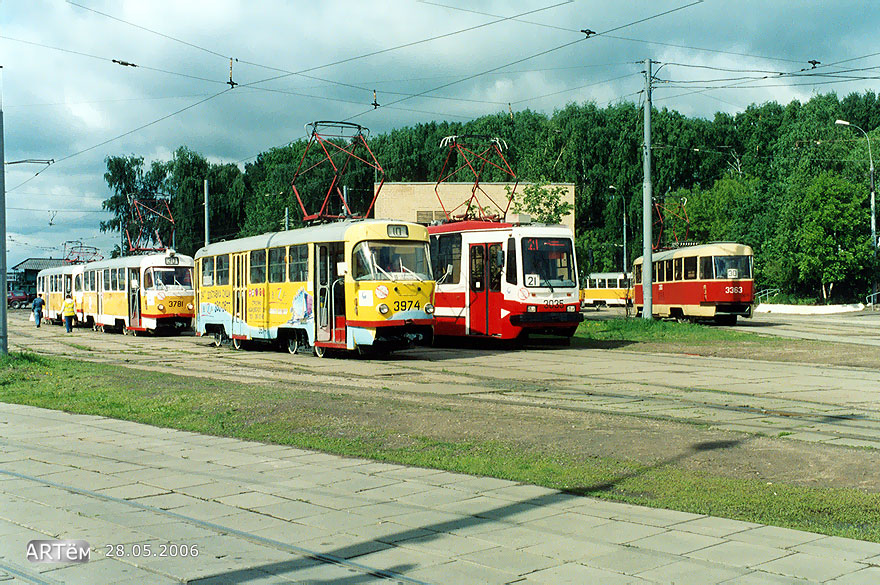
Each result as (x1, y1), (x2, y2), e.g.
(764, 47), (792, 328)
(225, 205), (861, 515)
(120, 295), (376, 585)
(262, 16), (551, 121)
(194, 219), (435, 356)
(37, 250), (195, 334)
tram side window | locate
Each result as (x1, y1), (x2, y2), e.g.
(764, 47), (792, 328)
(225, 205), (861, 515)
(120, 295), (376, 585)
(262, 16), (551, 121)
(216, 254), (229, 286)
(75, 275), (82, 292)
(664, 259), (673, 282)
(489, 243), (503, 292)
(699, 256), (713, 279)
(430, 233), (461, 284)
(684, 256), (697, 279)
(250, 250), (267, 284)
(111, 269), (119, 291)
(201, 257), (214, 287)
(674, 258), (682, 281)
(289, 245), (307, 282)
(635, 266), (642, 284)
(506, 238), (517, 285)
(268, 247), (286, 283)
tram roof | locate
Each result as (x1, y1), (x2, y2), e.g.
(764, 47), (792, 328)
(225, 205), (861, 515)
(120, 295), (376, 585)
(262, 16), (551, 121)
(427, 220), (572, 236)
(37, 251), (193, 277)
(194, 219), (424, 259)
(634, 242), (754, 263)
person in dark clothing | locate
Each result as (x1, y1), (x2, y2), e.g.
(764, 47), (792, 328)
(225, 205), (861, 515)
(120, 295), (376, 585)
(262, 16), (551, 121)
(32, 295), (44, 328)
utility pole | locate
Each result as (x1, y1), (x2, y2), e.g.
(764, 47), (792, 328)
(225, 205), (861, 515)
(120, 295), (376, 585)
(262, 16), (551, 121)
(642, 58), (654, 320)
(1, 76), (7, 355)
(204, 179), (209, 247)
(284, 207), (289, 231)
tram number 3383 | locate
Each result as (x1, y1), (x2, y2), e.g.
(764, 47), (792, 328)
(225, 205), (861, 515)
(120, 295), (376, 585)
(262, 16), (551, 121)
(725, 286), (744, 294)
(393, 300), (421, 311)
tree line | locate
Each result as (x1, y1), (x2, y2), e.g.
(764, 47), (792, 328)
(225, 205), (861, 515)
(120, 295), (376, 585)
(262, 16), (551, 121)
(102, 90), (880, 302)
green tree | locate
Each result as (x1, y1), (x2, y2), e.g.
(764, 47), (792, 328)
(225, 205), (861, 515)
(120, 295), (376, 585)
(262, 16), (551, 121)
(510, 181), (573, 224)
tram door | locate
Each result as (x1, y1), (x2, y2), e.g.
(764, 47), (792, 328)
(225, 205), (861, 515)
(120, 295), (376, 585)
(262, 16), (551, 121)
(468, 243), (504, 335)
(231, 252), (248, 338)
(128, 268), (141, 330)
(315, 243), (345, 343)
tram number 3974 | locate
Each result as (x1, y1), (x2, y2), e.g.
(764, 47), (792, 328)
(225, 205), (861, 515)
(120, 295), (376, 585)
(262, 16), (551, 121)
(393, 300), (421, 311)
(725, 287), (744, 294)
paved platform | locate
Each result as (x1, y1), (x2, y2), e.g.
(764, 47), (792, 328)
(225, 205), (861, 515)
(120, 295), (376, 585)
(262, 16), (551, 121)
(1, 404), (879, 584)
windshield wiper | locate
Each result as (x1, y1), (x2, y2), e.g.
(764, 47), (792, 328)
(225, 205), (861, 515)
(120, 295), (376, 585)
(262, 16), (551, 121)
(541, 277), (555, 292)
(399, 263), (424, 282)
(372, 257), (396, 281)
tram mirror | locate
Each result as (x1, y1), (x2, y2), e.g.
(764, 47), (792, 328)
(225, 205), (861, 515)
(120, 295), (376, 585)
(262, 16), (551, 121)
(337, 261), (348, 277)
(130, 279), (139, 290)
(446, 264), (453, 277)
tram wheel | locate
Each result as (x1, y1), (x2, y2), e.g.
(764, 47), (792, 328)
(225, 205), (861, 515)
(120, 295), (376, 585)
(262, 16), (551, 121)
(287, 335), (299, 355)
(211, 332), (224, 347)
(313, 345), (326, 358)
(232, 337), (244, 350)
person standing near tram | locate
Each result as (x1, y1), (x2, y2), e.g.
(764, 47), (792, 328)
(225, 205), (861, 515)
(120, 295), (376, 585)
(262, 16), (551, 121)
(32, 294), (44, 328)
(62, 294), (76, 333)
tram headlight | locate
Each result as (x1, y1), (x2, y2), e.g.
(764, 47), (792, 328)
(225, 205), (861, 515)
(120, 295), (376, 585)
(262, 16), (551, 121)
(157, 303), (165, 311)
(424, 303), (435, 314)
(567, 305), (576, 312)
(527, 305), (537, 313)
(377, 303), (390, 315)
(187, 303), (194, 311)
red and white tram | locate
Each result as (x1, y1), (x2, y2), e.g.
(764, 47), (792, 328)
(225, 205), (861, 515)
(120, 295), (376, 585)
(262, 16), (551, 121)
(428, 220), (583, 340)
(633, 242), (754, 324)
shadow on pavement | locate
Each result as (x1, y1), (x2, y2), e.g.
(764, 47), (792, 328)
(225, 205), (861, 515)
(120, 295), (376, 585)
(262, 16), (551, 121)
(190, 438), (743, 584)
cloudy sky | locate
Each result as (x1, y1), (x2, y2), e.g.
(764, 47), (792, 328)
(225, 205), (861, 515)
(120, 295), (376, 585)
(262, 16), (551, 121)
(3, 0), (879, 268)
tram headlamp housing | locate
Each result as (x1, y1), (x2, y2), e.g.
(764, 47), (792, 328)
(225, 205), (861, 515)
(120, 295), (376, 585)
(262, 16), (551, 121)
(567, 305), (576, 312)
(526, 305), (537, 313)
(424, 303), (435, 314)
(157, 303), (165, 311)
(187, 303), (194, 311)
(377, 303), (390, 315)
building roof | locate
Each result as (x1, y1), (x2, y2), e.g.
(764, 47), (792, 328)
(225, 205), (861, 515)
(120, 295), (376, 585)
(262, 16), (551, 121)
(11, 258), (68, 271)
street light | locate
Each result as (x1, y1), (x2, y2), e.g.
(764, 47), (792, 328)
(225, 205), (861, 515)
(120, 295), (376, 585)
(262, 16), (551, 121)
(836, 119), (877, 302)
(608, 185), (627, 275)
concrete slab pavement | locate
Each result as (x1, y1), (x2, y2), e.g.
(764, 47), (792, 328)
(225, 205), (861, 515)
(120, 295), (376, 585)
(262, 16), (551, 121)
(1, 403), (879, 584)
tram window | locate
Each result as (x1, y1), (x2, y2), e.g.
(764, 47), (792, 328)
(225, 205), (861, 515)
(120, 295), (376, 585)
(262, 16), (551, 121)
(470, 245), (485, 291)
(250, 250), (267, 284)
(289, 245), (307, 282)
(111, 269), (119, 291)
(700, 256), (713, 279)
(684, 257), (697, 279)
(714, 255), (752, 279)
(75, 275), (82, 292)
(664, 260), (673, 282)
(144, 269), (153, 290)
(673, 258), (682, 281)
(268, 247), (286, 283)
(430, 234), (461, 285)
(216, 254), (229, 286)
(505, 238), (517, 285)
(635, 266), (642, 284)
(102, 270), (108, 291)
(201, 257), (214, 287)
(489, 243), (503, 292)
(654, 261), (661, 282)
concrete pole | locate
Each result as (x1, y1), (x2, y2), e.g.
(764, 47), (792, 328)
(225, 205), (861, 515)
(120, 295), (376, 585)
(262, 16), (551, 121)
(204, 179), (209, 247)
(0, 89), (7, 355)
(642, 58), (654, 320)
(285, 207), (289, 231)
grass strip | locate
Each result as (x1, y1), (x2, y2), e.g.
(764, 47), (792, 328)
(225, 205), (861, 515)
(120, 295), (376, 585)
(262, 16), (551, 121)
(2, 351), (879, 542)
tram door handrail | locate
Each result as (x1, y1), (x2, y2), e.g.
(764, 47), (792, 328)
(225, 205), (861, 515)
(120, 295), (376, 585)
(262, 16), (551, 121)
(866, 291), (880, 309)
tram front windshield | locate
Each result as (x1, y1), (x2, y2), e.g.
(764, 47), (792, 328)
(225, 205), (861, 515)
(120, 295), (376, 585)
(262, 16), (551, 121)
(352, 241), (432, 281)
(521, 237), (577, 288)
(144, 267), (193, 290)
(712, 255), (752, 279)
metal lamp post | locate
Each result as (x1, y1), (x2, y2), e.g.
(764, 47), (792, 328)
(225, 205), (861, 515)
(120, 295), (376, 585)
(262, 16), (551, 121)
(608, 185), (627, 275)
(836, 119), (877, 302)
